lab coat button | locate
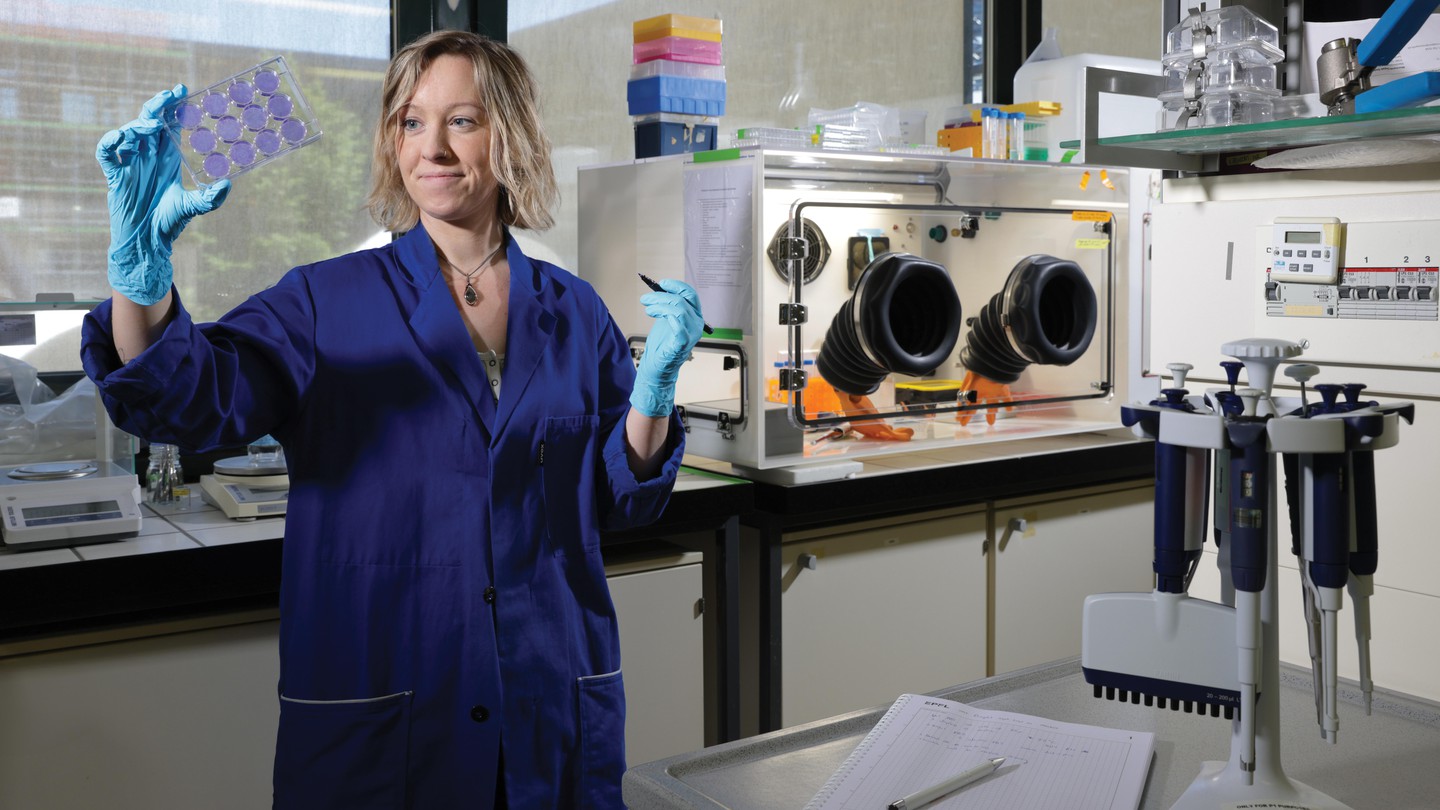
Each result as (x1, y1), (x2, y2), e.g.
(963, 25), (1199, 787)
(470, 705), (490, 722)
(483, 585), (496, 604)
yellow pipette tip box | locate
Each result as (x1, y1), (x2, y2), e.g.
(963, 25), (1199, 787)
(634, 14), (723, 42)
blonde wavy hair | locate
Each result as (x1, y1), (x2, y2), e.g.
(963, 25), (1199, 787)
(366, 30), (558, 233)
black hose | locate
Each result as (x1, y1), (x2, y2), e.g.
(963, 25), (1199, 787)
(959, 254), (1097, 385)
(815, 252), (963, 395)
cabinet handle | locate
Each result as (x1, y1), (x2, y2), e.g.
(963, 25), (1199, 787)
(998, 517), (1027, 553)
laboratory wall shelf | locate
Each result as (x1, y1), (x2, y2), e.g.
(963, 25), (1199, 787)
(0, 300), (103, 311)
(1092, 105), (1440, 154)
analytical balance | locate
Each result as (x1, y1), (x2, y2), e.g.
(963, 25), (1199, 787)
(0, 460), (143, 550)
(199, 455), (288, 520)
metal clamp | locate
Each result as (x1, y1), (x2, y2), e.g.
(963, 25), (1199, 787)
(778, 366), (808, 392)
(774, 235), (810, 262)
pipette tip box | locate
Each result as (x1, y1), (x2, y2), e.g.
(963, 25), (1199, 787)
(634, 112), (718, 158)
(165, 56), (323, 188)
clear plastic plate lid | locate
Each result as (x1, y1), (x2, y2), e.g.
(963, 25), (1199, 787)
(165, 56), (323, 188)
(1162, 5), (1283, 69)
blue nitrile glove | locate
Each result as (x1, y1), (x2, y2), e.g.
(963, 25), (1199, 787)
(96, 85), (231, 305)
(630, 278), (705, 418)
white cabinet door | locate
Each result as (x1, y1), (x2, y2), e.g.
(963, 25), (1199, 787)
(780, 508), (988, 728)
(607, 557), (706, 767)
(992, 484), (1155, 675)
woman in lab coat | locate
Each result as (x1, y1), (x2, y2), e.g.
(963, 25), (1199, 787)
(82, 30), (704, 809)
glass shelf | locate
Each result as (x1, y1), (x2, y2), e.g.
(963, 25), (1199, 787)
(1, 300), (104, 311)
(694, 144), (1123, 184)
(1072, 105), (1440, 155)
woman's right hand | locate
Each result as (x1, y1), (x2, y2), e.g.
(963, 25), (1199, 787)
(96, 84), (230, 306)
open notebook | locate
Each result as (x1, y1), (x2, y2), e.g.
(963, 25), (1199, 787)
(806, 693), (1155, 810)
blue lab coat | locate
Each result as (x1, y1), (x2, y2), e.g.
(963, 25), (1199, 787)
(80, 225), (684, 809)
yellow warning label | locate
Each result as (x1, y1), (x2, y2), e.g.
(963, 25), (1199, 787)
(1075, 238), (1111, 250)
(1072, 210), (1112, 222)
(1284, 305), (1326, 317)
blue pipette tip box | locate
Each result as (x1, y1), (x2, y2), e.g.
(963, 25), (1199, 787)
(165, 56), (323, 188)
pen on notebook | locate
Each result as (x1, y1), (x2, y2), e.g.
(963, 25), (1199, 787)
(638, 273), (714, 334)
(886, 757), (1007, 810)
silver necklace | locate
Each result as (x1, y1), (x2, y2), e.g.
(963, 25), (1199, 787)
(448, 238), (505, 307)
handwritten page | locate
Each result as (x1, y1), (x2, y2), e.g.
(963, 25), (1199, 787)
(806, 694), (1154, 810)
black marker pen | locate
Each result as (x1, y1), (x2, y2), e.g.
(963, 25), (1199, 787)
(638, 273), (714, 334)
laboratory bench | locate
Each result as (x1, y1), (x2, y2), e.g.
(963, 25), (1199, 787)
(623, 656), (1440, 810)
(1, 433), (1155, 750)
(683, 428), (1155, 734)
(0, 465), (754, 752)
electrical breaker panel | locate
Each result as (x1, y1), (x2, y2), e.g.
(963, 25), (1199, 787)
(1262, 219), (1439, 322)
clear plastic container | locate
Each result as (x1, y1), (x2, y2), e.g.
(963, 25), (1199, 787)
(166, 56), (322, 188)
(1201, 55), (1279, 95)
(1157, 6), (1284, 130)
(630, 60), (725, 81)
(1160, 59), (1278, 104)
(816, 124), (875, 150)
(1200, 89), (1278, 127)
(808, 103), (897, 145)
(247, 434), (284, 466)
(875, 144), (949, 156)
(1162, 5), (1283, 69)
(731, 126), (817, 149)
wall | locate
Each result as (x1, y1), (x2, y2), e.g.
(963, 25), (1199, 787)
(1150, 167), (1440, 704)
(1043, 1), (1162, 61)
(513, 1), (980, 272)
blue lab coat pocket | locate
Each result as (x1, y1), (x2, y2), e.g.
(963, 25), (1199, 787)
(273, 690), (413, 810)
(576, 669), (626, 809)
(542, 414), (602, 556)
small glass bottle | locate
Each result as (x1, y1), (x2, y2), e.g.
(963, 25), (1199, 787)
(147, 443), (183, 504)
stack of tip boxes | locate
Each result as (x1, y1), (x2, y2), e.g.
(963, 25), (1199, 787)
(629, 14), (724, 158)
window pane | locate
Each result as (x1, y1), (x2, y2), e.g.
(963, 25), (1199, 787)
(509, 1), (982, 273)
(0, 1), (390, 323)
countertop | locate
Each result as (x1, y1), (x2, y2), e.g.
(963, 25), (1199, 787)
(0, 466), (753, 650)
(623, 657), (1440, 810)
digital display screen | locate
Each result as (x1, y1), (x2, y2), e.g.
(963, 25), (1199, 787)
(0, 314), (37, 347)
(23, 500), (120, 521)
(1285, 230), (1323, 244)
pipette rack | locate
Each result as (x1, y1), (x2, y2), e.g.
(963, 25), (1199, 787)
(1083, 338), (1413, 809)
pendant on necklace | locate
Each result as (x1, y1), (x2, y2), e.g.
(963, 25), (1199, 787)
(464, 283), (479, 306)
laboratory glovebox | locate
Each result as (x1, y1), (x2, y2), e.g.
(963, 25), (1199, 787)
(578, 149), (1147, 480)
